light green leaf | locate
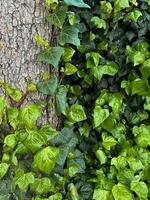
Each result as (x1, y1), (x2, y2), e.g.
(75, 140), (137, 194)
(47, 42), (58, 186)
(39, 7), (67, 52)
(68, 183), (79, 200)
(34, 35), (49, 47)
(91, 62), (118, 80)
(30, 177), (52, 194)
(114, 0), (130, 12)
(101, 115), (116, 131)
(37, 47), (64, 68)
(130, 180), (148, 200)
(133, 51), (145, 66)
(47, 3), (67, 28)
(131, 79), (150, 96)
(48, 193), (63, 200)
(40, 124), (58, 141)
(37, 76), (58, 96)
(58, 26), (80, 46)
(111, 156), (127, 170)
(5, 84), (22, 102)
(33, 146), (59, 174)
(93, 106), (109, 128)
(127, 9), (142, 22)
(112, 183), (132, 200)
(91, 17), (106, 29)
(102, 133), (117, 150)
(4, 134), (16, 149)
(46, 0), (58, 5)
(68, 104), (87, 123)
(95, 149), (107, 164)
(23, 130), (47, 153)
(64, 63), (78, 75)
(86, 52), (101, 68)
(64, 0), (90, 8)
(67, 11), (76, 26)
(140, 59), (150, 79)
(93, 189), (112, 200)
(13, 170), (35, 192)
(21, 104), (41, 128)
(0, 163), (9, 179)
(128, 158), (144, 171)
(7, 107), (20, 129)
(144, 97), (150, 110)
(62, 47), (75, 62)
(108, 93), (123, 119)
(0, 96), (6, 124)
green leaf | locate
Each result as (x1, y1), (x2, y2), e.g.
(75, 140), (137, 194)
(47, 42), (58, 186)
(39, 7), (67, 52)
(5, 84), (22, 102)
(34, 35), (49, 47)
(91, 62), (118, 80)
(37, 76), (58, 96)
(55, 85), (68, 115)
(127, 9), (142, 22)
(111, 156), (127, 170)
(93, 189), (112, 200)
(64, 63), (78, 75)
(68, 104), (87, 123)
(30, 178), (52, 194)
(40, 124), (58, 141)
(62, 47), (75, 62)
(0, 96), (6, 124)
(114, 0), (130, 12)
(23, 130), (47, 153)
(95, 149), (107, 164)
(33, 146), (59, 174)
(140, 59), (150, 79)
(130, 181), (148, 200)
(101, 115), (116, 131)
(68, 183), (79, 200)
(64, 0), (90, 8)
(128, 158), (144, 171)
(21, 104), (41, 128)
(0, 163), (9, 179)
(47, 3), (67, 28)
(37, 47), (64, 68)
(102, 133), (117, 150)
(58, 26), (80, 46)
(112, 183), (132, 200)
(131, 79), (150, 96)
(86, 52), (101, 68)
(108, 93), (123, 119)
(91, 17), (106, 29)
(46, 0), (58, 6)
(13, 170), (35, 192)
(4, 134), (16, 149)
(48, 193), (63, 200)
(93, 106), (109, 128)
(7, 107), (20, 129)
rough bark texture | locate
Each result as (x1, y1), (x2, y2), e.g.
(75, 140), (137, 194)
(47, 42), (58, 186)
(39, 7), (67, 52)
(0, 0), (57, 126)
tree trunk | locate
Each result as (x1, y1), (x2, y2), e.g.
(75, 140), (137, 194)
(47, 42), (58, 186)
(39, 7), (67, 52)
(0, 0), (57, 125)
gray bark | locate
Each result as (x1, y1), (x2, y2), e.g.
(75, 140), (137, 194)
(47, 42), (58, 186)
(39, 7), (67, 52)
(0, 0), (57, 126)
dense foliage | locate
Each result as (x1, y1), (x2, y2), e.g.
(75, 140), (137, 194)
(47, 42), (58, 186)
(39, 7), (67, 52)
(0, 0), (150, 199)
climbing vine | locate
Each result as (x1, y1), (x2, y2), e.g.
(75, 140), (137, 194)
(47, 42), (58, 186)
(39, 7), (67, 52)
(0, 0), (150, 199)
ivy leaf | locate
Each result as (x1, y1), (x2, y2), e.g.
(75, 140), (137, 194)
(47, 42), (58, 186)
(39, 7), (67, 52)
(64, 63), (78, 75)
(93, 106), (109, 128)
(127, 9), (142, 22)
(0, 96), (6, 125)
(5, 84), (22, 102)
(130, 180), (148, 200)
(128, 158), (144, 171)
(37, 76), (58, 96)
(91, 62), (118, 80)
(68, 104), (87, 123)
(111, 156), (127, 170)
(13, 170), (35, 192)
(33, 146), (59, 174)
(102, 133), (117, 150)
(48, 193), (63, 200)
(86, 52), (101, 68)
(23, 130), (47, 153)
(112, 183), (132, 200)
(7, 107), (20, 129)
(91, 17), (106, 29)
(47, 3), (68, 28)
(0, 163), (9, 179)
(46, 0), (58, 5)
(131, 79), (150, 96)
(64, 0), (90, 8)
(62, 47), (75, 62)
(21, 104), (41, 128)
(114, 0), (130, 12)
(95, 149), (107, 164)
(58, 26), (80, 46)
(55, 85), (68, 115)
(93, 189), (112, 200)
(34, 35), (49, 47)
(4, 134), (16, 149)
(37, 47), (64, 68)
(30, 177), (52, 194)
(40, 124), (58, 141)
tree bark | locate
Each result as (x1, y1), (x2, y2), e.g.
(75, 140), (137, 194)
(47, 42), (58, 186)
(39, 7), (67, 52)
(0, 0), (57, 125)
